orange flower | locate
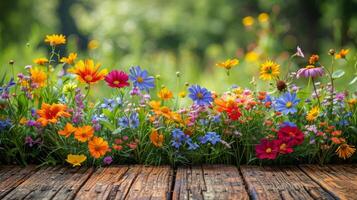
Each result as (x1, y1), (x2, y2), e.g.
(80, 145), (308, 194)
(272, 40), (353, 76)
(88, 136), (109, 158)
(308, 54), (319, 64)
(36, 103), (71, 126)
(33, 58), (49, 66)
(44, 34), (66, 46)
(68, 59), (108, 84)
(74, 125), (94, 142)
(157, 87), (173, 100)
(336, 143), (356, 159)
(331, 137), (342, 144)
(30, 68), (47, 87)
(335, 49), (349, 59)
(58, 123), (76, 138)
(150, 129), (164, 147)
(60, 53), (77, 65)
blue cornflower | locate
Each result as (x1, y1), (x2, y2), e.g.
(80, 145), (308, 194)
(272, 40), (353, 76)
(211, 114), (221, 123)
(118, 116), (130, 128)
(101, 98), (117, 111)
(188, 85), (213, 106)
(171, 128), (187, 149)
(129, 112), (139, 128)
(129, 66), (155, 92)
(0, 78), (15, 93)
(280, 121), (297, 128)
(0, 119), (11, 130)
(274, 92), (300, 114)
(199, 132), (221, 145)
(92, 114), (107, 121)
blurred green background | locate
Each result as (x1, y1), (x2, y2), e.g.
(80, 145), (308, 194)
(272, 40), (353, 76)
(1, 0), (356, 96)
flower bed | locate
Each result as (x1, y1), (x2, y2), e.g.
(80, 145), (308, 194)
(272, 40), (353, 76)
(0, 34), (356, 167)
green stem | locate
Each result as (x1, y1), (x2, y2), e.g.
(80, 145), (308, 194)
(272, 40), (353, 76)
(311, 77), (321, 108)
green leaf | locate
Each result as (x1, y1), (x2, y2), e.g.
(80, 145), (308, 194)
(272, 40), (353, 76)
(349, 77), (357, 85)
(99, 120), (115, 131)
(112, 128), (123, 134)
(332, 69), (345, 79)
(102, 109), (113, 119)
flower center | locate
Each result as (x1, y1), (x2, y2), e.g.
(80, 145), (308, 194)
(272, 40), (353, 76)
(286, 101), (293, 108)
(137, 76), (143, 83)
(280, 143), (286, 150)
(265, 148), (272, 153)
(95, 146), (101, 151)
(85, 75), (93, 81)
(266, 66), (272, 74)
(197, 92), (203, 99)
(113, 81), (120, 85)
(306, 65), (315, 69)
(288, 131), (295, 137)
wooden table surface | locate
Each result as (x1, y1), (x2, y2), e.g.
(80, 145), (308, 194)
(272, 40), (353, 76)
(1, 164), (356, 200)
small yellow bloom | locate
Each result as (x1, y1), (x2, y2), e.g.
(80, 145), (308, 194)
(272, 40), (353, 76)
(88, 40), (99, 50)
(216, 58), (239, 70)
(66, 154), (87, 167)
(33, 58), (49, 66)
(60, 53), (77, 65)
(245, 51), (259, 63)
(258, 13), (269, 23)
(19, 117), (28, 125)
(30, 67), (47, 87)
(63, 82), (77, 93)
(44, 34), (66, 46)
(179, 91), (186, 98)
(157, 87), (173, 100)
(347, 98), (357, 107)
(335, 49), (349, 59)
(306, 106), (320, 122)
(242, 16), (254, 27)
(336, 144), (356, 160)
(259, 60), (280, 81)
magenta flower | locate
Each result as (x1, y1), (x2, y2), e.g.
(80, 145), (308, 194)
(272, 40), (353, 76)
(103, 156), (113, 165)
(296, 65), (324, 78)
(104, 70), (130, 88)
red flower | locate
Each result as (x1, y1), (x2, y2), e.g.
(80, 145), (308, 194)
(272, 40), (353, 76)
(277, 126), (304, 146)
(276, 139), (294, 154)
(104, 70), (130, 88)
(226, 105), (242, 121)
(255, 139), (279, 160)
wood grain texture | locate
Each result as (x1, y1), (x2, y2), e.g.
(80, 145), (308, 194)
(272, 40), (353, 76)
(2, 166), (93, 200)
(173, 165), (249, 200)
(240, 165), (334, 200)
(0, 165), (36, 199)
(300, 164), (357, 200)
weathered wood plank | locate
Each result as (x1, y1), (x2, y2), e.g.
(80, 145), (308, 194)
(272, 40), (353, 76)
(300, 164), (357, 200)
(240, 165), (334, 200)
(75, 165), (131, 200)
(0, 165), (37, 199)
(125, 165), (173, 200)
(2, 166), (93, 200)
(173, 165), (248, 200)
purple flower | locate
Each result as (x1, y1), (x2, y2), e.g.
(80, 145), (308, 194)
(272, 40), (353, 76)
(297, 65), (324, 78)
(73, 88), (84, 124)
(25, 136), (41, 147)
(199, 132), (221, 145)
(103, 156), (113, 165)
(130, 87), (141, 96)
(129, 66), (155, 92)
(335, 92), (345, 101)
(188, 85), (213, 106)
(280, 121), (297, 128)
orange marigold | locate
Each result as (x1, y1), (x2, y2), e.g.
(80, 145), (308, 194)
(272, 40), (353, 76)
(74, 125), (94, 142)
(30, 68), (47, 87)
(33, 58), (49, 66)
(150, 129), (164, 147)
(36, 103), (71, 126)
(58, 123), (76, 138)
(60, 53), (77, 65)
(88, 136), (109, 158)
(68, 59), (108, 84)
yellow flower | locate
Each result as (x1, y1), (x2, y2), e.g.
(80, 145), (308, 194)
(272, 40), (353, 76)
(306, 106), (320, 121)
(88, 40), (99, 50)
(63, 82), (77, 93)
(242, 16), (254, 27)
(66, 154), (87, 167)
(44, 34), (66, 46)
(179, 91), (186, 98)
(60, 53), (77, 65)
(33, 58), (49, 66)
(259, 60), (280, 81)
(20, 117), (28, 125)
(68, 59), (108, 84)
(336, 144), (356, 160)
(30, 67), (47, 87)
(258, 13), (269, 23)
(347, 98), (357, 107)
(157, 87), (173, 100)
(245, 51), (259, 63)
(216, 58), (239, 70)
(335, 49), (349, 59)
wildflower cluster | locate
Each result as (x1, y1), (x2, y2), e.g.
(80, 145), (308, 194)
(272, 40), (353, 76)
(0, 34), (356, 167)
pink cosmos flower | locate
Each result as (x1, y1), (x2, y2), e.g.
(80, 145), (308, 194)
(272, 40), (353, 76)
(296, 65), (324, 78)
(104, 70), (130, 88)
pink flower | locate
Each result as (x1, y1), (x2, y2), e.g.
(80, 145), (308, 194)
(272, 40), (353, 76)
(104, 70), (130, 88)
(255, 139), (279, 160)
(297, 65), (324, 78)
(277, 126), (304, 146)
